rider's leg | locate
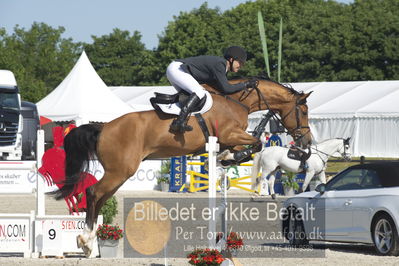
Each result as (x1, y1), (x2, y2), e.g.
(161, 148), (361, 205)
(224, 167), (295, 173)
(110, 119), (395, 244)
(166, 61), (206, 132)
(299, 149), (312, 170)
(170, 93), (200, 132)
(233, 141), (263, 163)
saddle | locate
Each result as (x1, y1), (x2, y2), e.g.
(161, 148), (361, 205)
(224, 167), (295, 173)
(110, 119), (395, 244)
(150, 90), (207, 113)
(287, 146), (310, 161)
(150, 91), (210, 140)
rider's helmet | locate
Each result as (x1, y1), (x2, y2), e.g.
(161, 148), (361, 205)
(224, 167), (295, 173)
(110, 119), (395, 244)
(224, 46), (247, 64)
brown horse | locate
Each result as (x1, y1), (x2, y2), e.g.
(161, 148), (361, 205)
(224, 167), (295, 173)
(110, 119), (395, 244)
(52, 78), (312, 256)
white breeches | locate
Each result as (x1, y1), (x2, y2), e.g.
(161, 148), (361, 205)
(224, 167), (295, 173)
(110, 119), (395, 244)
(166, 61), (206, 99)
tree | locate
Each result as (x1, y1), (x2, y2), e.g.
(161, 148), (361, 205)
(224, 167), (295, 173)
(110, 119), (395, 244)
(156, 3), (231, 84)
(84, 29), (159, 86)
(0, 22), (81, 102)
(345, 0), (399, 80)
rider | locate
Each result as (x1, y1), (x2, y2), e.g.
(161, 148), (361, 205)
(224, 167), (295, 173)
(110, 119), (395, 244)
(166, 46), (257, 133)
(289, 141), (312, 171)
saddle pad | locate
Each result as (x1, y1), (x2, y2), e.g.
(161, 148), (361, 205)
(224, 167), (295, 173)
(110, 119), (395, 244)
(157, 91), (213, 116)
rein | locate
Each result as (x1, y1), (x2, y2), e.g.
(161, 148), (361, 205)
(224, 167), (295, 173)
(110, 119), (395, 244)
(208, 91), (250, 112)
(208, 79), (311, 145)
(311, 139), (350, 159)
(250, 83), (311, 144)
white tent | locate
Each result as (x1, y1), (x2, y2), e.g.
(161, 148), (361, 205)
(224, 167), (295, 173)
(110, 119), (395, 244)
(111, 81), (399, 158)
(37, 51), (133, 125)
(110, 86), (177, 112)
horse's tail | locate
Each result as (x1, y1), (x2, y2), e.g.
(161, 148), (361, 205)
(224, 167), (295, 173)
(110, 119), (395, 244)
(250, 150), (263, 191)
(52, 124), (103, 200)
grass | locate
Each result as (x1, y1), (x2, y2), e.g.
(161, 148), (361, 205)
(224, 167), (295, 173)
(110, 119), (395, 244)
(326, 157), (399, 175)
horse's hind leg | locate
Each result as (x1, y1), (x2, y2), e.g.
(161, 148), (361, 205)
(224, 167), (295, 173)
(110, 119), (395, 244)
(77, 185), (97, 257)
(259, 171), (270, 196)
(78, 168), (134, 257)
(268, 170), (278, 200)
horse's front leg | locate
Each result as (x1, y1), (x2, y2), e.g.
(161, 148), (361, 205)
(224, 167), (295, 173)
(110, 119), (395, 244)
(217, 130), (262, 163)
(299, 171), (315, 193)
(318, 171), (326, 185)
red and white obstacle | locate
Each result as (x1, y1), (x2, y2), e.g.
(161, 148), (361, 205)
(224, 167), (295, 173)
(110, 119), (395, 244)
(0, 130), (102, 258)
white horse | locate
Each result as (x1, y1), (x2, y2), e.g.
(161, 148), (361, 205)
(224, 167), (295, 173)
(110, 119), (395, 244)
(251, 138), (351, 198)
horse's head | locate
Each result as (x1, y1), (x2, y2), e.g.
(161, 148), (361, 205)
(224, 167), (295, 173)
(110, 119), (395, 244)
(338, 137), (352, 161)
(229, 78), (313, 147)
(278, 92), (313, 148)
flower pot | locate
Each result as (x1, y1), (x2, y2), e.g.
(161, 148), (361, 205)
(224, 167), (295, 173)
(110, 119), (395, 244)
(284, 187), (295, 196)
(161, 182), (169, 192)
(98, 239), (119, 258)
(229, 248), (239, 257)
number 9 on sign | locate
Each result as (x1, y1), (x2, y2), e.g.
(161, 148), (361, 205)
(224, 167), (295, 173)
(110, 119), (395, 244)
(48, 229), (56, 240)
(42, 220), (63, 256)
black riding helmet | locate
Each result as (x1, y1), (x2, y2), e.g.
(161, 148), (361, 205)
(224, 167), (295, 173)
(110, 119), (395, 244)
(224, 46), (247, 65)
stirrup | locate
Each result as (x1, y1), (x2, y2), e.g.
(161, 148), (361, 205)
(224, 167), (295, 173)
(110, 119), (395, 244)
(300, 162), (308, 170)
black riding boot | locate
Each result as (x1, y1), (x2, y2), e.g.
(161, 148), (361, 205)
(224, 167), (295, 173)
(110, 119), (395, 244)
(170, 94), (200, 133)
(232, 141), (263, 163)
(299, 149), (312, 171)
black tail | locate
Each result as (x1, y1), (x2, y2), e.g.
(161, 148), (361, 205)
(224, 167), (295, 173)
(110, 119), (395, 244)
(50, 124), (102, 200)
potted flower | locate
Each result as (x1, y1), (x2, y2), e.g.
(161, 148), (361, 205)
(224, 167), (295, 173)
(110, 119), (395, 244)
(187, 248), (225, 265)
(96, 224), (123, 258)
(157, 160), (170, 192)
(97, 196), (122, 258)
(216, 232), (244, 257)
(226, 232), (244, 251)
(282, 171), (299, 196)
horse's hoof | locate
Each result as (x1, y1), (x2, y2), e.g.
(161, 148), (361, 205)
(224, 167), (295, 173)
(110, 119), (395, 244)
(271, 194), (276, 200)
(82, 245), (92, 258)
(76, 235), (84, 249)
(221, 160), (235, 166)
(77, 235), (92, 258)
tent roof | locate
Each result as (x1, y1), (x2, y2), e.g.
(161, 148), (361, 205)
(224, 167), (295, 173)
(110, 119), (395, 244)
(110, 80), (399, 120)
(110, 86), (178, 112)
(291, 80), (399, 118)
(37, 51), (133, 124)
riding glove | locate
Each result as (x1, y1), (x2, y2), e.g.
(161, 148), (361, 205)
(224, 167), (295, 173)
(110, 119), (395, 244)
(245, 78), (258, 89)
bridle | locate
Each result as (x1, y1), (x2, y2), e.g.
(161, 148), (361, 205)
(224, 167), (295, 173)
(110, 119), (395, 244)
(312, 138), (351, 162)
(235, 81), (311, 145)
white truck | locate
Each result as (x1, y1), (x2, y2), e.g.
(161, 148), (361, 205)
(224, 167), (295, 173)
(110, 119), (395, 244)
(0, 70), (23, 160)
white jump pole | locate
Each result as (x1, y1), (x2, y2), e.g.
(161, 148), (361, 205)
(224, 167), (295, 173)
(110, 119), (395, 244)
(36, 130), (45, 216)
(206, 136), (219, 249)
(206, 136), (228, 251)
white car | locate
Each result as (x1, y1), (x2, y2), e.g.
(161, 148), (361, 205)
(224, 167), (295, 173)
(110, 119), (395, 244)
(282, 162), (399, 256)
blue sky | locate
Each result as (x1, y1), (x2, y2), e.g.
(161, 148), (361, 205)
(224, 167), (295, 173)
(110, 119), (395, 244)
(0, 0), (353, 49)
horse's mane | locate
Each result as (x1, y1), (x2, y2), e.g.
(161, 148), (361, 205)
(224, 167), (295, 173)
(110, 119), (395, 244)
(314, 138), (343, 147)
(230, 75), (303, 96)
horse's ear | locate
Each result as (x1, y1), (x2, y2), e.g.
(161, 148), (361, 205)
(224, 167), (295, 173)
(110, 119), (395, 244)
(298, 91), (313, 104)
(304, 91), (313, 99)
(344, 137), (351, 144)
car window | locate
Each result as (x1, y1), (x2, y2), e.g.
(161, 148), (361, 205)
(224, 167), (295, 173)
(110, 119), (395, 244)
(359, 169), (382, 189)
(326, 169), (364, 191)
(326, 168), (383, 191)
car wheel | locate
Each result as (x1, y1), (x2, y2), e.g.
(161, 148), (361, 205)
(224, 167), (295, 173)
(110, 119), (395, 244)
(287, 208), (309, 246)
(372, 214), (399, 256)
